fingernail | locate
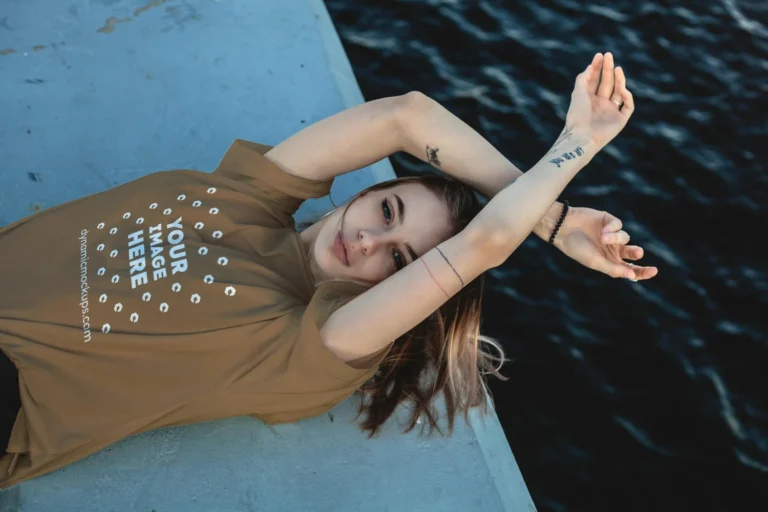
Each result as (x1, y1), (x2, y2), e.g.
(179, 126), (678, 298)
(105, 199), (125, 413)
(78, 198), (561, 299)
(626, 271), (636, 280)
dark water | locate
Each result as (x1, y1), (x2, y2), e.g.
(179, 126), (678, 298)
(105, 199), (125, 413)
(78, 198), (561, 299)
(326, 1), (767, 510)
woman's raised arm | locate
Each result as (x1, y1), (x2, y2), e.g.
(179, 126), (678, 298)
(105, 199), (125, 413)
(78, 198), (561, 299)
(264, 88), (563, 240)
(321, 55), (636, 362)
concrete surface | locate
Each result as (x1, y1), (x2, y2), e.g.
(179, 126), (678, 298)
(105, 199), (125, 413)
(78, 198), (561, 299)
(0, 1), (537, 510)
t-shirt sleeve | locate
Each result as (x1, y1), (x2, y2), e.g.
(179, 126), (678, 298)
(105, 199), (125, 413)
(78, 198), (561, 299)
(212, 139), (335, 220)
(291, 280), (393, 382)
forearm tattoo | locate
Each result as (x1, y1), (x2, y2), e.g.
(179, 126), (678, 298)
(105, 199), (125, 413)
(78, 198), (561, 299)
(426, 145), (441, 167)
(548, 146), (585, 168)
(548, 128), (585, 167)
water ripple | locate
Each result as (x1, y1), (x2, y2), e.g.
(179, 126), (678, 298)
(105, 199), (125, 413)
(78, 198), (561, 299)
(703, 368), (746, 442)
(613, 415), (674, 456)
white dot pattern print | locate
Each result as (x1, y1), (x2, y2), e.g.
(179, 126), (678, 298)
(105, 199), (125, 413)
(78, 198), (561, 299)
(91, 184), (241, 336)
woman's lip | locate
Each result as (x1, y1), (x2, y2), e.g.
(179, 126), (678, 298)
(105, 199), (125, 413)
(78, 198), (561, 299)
(335, 230), (349, 266)
(340, 231), (349, 266)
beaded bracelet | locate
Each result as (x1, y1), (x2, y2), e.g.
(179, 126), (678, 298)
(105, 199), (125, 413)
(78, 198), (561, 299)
(548, 200), (569, 246)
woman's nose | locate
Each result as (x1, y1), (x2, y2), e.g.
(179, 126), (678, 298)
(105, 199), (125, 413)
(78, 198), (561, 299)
(359, 229), (390, 256)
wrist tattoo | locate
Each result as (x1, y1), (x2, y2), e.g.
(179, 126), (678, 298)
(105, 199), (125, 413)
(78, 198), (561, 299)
(426, 145), (441, 167)
(549, 146), (584, 168)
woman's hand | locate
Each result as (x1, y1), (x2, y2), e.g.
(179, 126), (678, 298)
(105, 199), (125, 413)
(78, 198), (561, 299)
(564, 52), (635, 150)
(553, 206), (658, 281)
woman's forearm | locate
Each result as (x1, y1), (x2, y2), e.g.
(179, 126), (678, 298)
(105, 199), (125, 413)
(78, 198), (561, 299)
(396, 91), (565, 241)
(467, 130), (598, 263)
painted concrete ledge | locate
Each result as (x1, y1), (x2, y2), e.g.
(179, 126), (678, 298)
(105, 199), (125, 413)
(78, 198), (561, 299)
(0, 0), (536, 510)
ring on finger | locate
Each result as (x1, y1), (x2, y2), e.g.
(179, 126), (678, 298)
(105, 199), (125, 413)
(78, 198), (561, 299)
(611, 97), (623, 108)
(625, 262), (638, 281)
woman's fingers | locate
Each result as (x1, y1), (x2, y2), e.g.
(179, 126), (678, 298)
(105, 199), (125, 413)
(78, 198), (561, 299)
(601, 213), (623, 234)
(603, 260), (638, 280)
(619, 245), (644, 261)
(602, 230), (630, 245)
(597, 52), (615, 98)
(586, 53), (603, 94)
(614, 66), (635, 117)
(624, 262), (659, 281)
(574, 53), (602, 95)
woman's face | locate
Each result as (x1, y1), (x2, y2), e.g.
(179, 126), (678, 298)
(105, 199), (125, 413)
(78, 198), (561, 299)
(306, 182), (454, 287)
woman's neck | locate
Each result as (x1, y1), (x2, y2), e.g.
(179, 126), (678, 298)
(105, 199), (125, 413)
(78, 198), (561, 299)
(298, 217), (330, 286)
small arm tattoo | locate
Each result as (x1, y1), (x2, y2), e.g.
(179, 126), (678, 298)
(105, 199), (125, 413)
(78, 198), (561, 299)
(549, 146), (584, 168)
(426, 145), (441, 167)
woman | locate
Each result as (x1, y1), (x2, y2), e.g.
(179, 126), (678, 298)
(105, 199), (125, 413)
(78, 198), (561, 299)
(0, 52), (656, 487)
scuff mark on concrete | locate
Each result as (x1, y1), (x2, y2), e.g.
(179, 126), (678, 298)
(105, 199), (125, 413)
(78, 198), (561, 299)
(97, 16), (133, 34)
(25, 78), (45, 84)
(0, 16), (14, 31)
(0, 48), (16, 55)
(97, 0), (170, 34)
(135, 0), (168, 17)
(28, 172), (42, 183)
(33, 45), (46, 52)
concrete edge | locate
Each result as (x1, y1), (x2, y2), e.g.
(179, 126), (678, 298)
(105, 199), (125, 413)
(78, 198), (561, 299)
(305, 0), (396, 184)
(469, 394), (538, 512)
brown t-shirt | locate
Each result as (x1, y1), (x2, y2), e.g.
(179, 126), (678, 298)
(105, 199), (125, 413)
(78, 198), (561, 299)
(0, 140), (392, 488)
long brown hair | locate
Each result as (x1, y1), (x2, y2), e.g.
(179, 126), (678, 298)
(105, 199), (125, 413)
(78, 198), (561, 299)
(299, 175), (510, 438)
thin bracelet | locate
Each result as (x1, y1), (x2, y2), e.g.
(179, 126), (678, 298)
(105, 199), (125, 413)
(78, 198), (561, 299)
(421, 259), (450, 298)
(548, 200), (569, 246)
(435, 247), (464, 287)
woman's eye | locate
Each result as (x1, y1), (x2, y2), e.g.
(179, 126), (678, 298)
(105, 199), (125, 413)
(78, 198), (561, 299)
(382, 199), (392, 224)
(382, 199), (403, 270)
(393, 249), (404, 271)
